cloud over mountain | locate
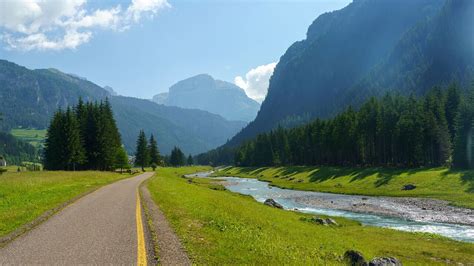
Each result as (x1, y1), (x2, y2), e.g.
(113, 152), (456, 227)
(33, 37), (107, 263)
(234, 62), (277, 103)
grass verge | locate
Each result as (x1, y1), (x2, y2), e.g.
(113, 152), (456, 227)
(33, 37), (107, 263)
(147, 166), (474, 264)
(0, 170), (130, 238)
(217, 166), (474, 209)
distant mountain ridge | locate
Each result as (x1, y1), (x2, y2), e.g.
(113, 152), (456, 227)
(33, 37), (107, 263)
(153, 74), (260, 122)
(225, 0), (473, 147)
(0, 60), (246, 154)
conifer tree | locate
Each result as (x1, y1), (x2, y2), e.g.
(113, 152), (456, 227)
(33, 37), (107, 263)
(135, 130), (149, 171)
(63, 108), (85, 171)
(44, 110), (66, 170)
(148, 134), (161, 166)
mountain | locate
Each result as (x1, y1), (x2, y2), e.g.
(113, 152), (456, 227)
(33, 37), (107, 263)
(153, 74), (260, 122)
(226, 0), (473, 147)
(0, 60), (246, 154)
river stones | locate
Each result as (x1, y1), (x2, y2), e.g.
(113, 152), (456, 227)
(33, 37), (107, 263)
(264, 199), (283, 209)
(343, 250), (367, 265)
(402, 184), (416, 190)
(368, 257), (402, 266)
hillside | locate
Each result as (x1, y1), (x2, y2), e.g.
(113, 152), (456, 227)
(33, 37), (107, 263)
(225, 0), (474, 146)
(0, 60), (245, 154)
(153, 74), (260, 122)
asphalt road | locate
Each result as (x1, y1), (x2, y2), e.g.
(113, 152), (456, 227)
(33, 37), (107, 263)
(0, 172), (153, 265)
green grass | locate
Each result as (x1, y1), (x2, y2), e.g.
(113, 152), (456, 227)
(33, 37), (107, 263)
(217, 166), (474, 209)
(147, 167), (474, 264)
(0, 170), (130, 237)
(10, 128), (47, 148)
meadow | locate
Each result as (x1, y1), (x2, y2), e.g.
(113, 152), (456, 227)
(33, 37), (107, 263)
(217, 166), (474, 209)
(147, 167), (474, 264)
(10, 128), (47, 148)
(0, 170), (129, 238)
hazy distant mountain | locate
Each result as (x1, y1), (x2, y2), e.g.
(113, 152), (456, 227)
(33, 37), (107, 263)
(153, 74), (260, 122)
(0, 60), (245, 154)
(225, 0), (473, 147)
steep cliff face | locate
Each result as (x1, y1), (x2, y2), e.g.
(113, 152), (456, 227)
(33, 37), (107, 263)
(226, 0), (473, 146)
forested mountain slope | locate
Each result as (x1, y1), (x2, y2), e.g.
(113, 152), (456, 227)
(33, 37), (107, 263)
(225, 0), (474, 147)
(0, 60), (245, 154)
(153, 74), (260, 122)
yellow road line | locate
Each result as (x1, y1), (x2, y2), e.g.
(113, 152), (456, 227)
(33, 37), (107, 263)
(136, 189), (147, 266)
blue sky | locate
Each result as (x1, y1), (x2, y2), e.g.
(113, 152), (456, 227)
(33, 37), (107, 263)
(0, 0), (351, 99)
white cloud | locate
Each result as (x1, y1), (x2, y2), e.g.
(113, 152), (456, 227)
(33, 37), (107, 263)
(235, 62), (277, 103)
(0, 0), (169, 51)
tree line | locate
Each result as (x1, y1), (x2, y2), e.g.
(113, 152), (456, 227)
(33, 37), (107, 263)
(230, 84), (474, 169)
(43, 99), (127, 171)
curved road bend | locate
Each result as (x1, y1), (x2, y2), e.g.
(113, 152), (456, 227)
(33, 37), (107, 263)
(0, 172), (154, 265)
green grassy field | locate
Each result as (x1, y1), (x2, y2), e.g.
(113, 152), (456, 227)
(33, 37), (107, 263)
(0, 171), (130, 238)
(10, 128), (47, 148)
(217, 166), (474, 209)
(147, 167), (474, 264)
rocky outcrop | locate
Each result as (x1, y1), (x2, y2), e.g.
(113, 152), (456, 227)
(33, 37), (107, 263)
(264, 199), (283, 209)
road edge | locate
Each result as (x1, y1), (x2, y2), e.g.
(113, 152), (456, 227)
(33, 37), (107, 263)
(0, 173), (136, 248)
(140, 177), (191, 266)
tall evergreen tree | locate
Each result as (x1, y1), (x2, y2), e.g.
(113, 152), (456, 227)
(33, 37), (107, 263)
(135, 130), (149, 171)
(63, 108), (85, 171)
(44, 110), (66, 170)
(148, 134), (161, 166)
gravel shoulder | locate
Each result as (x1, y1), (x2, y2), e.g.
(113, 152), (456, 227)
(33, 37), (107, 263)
(141, 182), (191, 266)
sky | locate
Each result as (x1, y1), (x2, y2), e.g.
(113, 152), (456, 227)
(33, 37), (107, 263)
(0, 0), (351, 100)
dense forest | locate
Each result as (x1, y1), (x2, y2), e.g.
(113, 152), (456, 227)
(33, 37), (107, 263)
(199, 84), (474, 169)
(43, 99), (124, 171)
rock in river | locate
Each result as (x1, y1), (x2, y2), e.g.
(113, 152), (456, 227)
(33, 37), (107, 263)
(264, 199), (283, 209)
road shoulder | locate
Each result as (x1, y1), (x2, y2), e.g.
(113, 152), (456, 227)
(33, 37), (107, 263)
(140, 180), (191, 266)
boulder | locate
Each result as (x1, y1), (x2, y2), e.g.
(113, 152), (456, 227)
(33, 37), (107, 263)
(344, 250), (367, 265)
(402, 184), (416, 190)
(311, 217), (338, 226)
(264, 199), (283, 209)
(325, 218), (338, 226)
(369, 257), (402, 266)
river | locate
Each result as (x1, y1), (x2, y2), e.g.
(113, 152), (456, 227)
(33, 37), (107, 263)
(188, 171), (474, 243)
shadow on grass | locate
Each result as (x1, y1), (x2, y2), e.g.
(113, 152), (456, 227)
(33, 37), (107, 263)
(231, 166), (437, 188)
(442, 169), (474, 193)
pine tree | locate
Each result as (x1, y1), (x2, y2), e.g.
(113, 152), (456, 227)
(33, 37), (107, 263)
(63, 108), (85, 171)
(44, 110), (66, 170)
(148, 134), (161, 166)
(135, 130), (149, 171)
